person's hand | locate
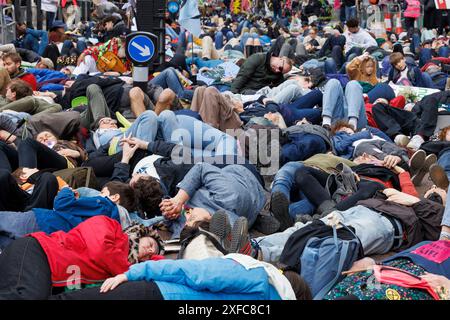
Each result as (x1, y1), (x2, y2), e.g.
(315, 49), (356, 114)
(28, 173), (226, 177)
(0, 130), (15, 143)
(343, 257), (376, 275)
(121, 141), (139, 163)
(159, 198), (183, 220)
(100, 274), (128, 293)
(121, 136), (149, 150)
(57, 148), (80, 158)
(421, 273), (450, 299)
(383, 188), (420, 206)
(391, 165), (405, 174)
(383, 155), (401, 169)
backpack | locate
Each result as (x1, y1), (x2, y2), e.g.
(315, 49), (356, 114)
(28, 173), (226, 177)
(325, 162), (358, 203)
(300, 223), (363, 299)
(96, 51), (127, 73)
(53, 167), (99, 190)
(178, 228), (228, 260)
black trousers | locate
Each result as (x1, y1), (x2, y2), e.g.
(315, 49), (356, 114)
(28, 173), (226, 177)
(0, 237), (52, 300)
(372, 103), (420, 139)
(295, 166), (384, 211)
(50, 280), (164, 300)
(18, 138), (68, 170)
(0, 169), (59, 211)
(0, 142), (18, 173)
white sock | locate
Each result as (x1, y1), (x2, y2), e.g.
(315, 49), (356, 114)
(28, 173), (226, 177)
(322, 116), (331, 126)
(348, 117), (358, 129)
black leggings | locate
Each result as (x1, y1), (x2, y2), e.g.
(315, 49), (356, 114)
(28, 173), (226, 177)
(18, 138), (68, 170)
(50, 280), (164, 300)
(82, 149), (148, 179)
(295, 166), (384, 211)
(0, 169), (59, 211)
(0, 237), (52, 300)
(0, 141), (18, 172)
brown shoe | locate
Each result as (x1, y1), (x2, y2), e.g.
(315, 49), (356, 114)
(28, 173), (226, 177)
(411, 153), (437, 186)
(429, 164), (449, 190)
(409, 150), (426, 177)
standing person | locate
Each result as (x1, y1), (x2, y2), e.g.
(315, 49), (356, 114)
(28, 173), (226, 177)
(342, 0), (357, 22)
(402, 0), (421, 32)
(273, 0), (282, 20)
(41, 0), (59, 30)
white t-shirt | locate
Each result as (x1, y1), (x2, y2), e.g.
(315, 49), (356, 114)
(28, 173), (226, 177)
(132, 155), (163, 180)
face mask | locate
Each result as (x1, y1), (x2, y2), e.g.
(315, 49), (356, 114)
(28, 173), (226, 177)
(45, 140), (56, 149)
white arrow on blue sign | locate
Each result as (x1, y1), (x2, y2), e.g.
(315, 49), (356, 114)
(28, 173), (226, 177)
(127, 35), (155, 64)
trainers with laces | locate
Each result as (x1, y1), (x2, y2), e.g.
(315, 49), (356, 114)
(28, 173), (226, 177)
(270, 191), (293, 232)
(229, 217), (249, 253)
(411, 153), (437, 186)
(209, 210), (231, 250)
(407, 135), (425, 151)
(429, 163), (450, 190)
(394, 134), (410, 147)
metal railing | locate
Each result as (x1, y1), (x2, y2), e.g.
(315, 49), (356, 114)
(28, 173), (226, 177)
(0, 5), (17, 44)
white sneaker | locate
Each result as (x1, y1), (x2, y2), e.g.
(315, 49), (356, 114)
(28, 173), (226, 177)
(394, 134), (410, 147)
(407, 135), (425, 151)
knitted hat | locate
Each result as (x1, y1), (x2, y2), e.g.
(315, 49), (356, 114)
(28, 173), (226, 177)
(124, 222), (165, 264)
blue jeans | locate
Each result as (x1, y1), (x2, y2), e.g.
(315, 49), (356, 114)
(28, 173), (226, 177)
(322, 79), (367, 129)
(124, 110), (160, 145)
(419, 48), (433, 67)
(279, 89), (323, 126)
(149, 67), (193, 100)
(421, 72), (437, 89)
(0, 210), (40, 250)
(367, 83), (396, 103)
(172, 114), (239, 157)
(302, 58), (337, 74)
(240, 32), (259, 52)
(23, 29), (49, 56)
(271, 162), (315, 218)
(45, 11), (56, 30)
(345, 6), (357, 21)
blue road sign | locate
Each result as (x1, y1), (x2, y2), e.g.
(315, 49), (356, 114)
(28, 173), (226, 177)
(168, 1), (179, 14)
(127, 35), (155, 64)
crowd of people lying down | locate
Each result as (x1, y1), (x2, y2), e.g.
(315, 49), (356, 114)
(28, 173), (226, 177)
(0, 2), (449, 300)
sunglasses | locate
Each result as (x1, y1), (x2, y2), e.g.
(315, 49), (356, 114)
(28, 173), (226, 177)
(99, 118), (117, 125)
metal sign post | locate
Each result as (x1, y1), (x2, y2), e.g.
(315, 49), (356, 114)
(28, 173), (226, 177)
(125, 32), (159, 91)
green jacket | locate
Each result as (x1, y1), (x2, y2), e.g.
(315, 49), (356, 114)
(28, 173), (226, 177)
(230, 52), (284, 94)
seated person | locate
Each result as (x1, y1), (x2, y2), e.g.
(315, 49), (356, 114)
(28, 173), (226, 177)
(0, 181), (136, 249)
(0, 216), (164, 300)
(388, 52), (436, 89)
(346, 53), (396, 102)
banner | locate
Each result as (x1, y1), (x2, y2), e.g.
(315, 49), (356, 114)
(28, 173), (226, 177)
(434, 0), (450, 10)
(179, 0), (202, 37)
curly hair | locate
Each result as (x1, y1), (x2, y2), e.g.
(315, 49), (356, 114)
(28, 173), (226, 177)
(330, 120), (355, 136)
(133, 176), (164, 218)
(438, 125), (450, 141)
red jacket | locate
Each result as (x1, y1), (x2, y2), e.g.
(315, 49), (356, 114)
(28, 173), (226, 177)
(18, 73), (37, 91)
(30, 216), (130, 287)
